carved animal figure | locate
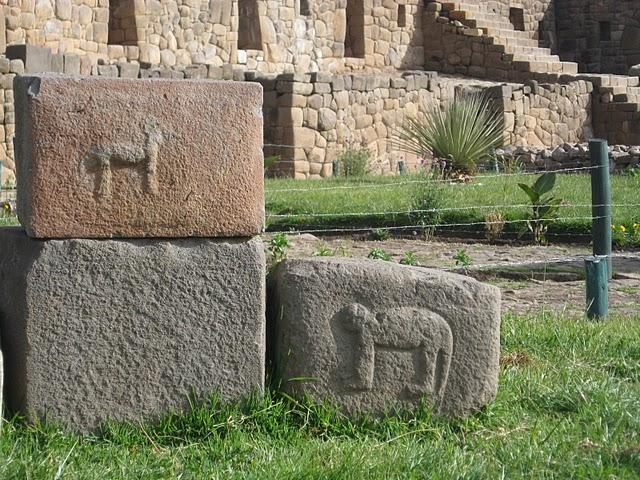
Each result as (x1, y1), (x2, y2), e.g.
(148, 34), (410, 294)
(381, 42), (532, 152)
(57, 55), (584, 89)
(334, 303), (453, 401)
(84, 117), (164, 198)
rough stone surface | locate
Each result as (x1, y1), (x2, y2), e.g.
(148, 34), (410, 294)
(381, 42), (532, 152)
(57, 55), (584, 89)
(269, 257), (501, 417)
(15, 75), (264, 238)
(0, 228), (265, 432)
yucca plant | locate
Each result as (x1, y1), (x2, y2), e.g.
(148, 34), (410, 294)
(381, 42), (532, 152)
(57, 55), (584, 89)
(396, 93), (504, 174)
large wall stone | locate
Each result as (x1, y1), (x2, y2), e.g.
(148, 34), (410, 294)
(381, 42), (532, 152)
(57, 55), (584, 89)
(269, 257), (501, 417)
(14, 75), (264, 238)
(0, 228), (265, 432)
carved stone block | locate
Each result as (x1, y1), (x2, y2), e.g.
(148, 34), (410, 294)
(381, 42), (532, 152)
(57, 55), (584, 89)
(14, 75), (264, 238)
(269, 257), (501, 416)
(0, 228), (265, 432)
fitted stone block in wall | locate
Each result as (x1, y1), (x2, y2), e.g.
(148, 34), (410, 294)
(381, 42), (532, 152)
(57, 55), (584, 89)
(0, 228), (265, 432)
(269, 257), (501, 416)
(15, 75), (264, 238)
(6, 45), (52, 73)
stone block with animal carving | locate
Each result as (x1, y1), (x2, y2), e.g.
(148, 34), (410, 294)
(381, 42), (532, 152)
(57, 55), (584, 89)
(14, 75), (264, 238)
(269, 257), (501, 416)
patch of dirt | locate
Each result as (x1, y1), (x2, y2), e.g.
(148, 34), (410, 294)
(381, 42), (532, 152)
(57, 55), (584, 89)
(267, 233), (640, 317)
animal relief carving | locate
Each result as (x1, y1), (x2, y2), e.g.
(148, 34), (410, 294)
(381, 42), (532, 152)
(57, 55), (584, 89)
(82, 117), (164, 198)
(333, 303), (453, 403)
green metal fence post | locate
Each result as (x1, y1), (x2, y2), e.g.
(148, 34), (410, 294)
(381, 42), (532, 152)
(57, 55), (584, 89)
(585, 255), (609, 319)
(589, 138), (612, 278)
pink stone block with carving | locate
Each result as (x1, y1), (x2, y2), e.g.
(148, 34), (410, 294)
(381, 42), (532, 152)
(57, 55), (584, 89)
(15, 75), (264, 238)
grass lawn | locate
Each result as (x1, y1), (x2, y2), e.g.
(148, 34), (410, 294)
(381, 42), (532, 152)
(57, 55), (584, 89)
(265, 173), (640, 243)
(1, 312), (638, 479)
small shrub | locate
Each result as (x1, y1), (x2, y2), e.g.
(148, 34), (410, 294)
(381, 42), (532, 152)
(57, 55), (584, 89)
(453, 249), (472, 267)
(371, 228), (390, 241)
(396, 93), (504, 174)
(400, 251), (419, 266)
(313, 244), (334, 256)
(612, 223), (640, 247)
(518, 172), (563, 244)
(484, 211), (505, 241)
(339, 147), (370, 177)
(268, 232), (290, 264)
(368, 247), (392, 261)
(409, 173), (444, 235)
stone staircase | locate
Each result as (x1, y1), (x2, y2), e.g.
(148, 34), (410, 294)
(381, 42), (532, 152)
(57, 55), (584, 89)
(433, 1), (640, 145)
(441, 2), (577, 74)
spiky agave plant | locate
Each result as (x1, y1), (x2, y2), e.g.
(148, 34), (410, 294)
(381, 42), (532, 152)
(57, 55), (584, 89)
(395, 93), (504, 174)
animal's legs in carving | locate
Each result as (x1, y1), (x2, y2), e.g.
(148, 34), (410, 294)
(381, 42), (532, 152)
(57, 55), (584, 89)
(145, 153), (159, 194)
(349, 330), (375, 390)
(96, 156), (112, 198)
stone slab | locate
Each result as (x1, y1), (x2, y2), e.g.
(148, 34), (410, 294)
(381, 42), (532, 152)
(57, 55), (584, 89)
(15, 75), (264, 238)
(0, 227), (265, 432)
(6, 45), (52, 73)
(269, 257), (501, 416)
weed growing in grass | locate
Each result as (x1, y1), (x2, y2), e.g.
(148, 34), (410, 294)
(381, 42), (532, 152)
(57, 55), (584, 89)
(484, 210), (505, 241)
(518, 172), (564, 244)
(371, 228), (390, 241)
(453, 249), (472, 267)
(268, 232), (290, 265)
(409, 173), (444, 235)
(368, 247), (392, 261)
(313, 243), (334, 257)
(399, 251), (420, 266)
(339, 146), (370, 177)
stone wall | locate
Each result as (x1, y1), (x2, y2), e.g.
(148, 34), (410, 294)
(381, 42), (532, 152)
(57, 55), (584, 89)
(257, 70), (454, 178)
(0, 0), (426, 72)
(495, 143), (640, 172)
(500, 80), (592, 146)
(0, 55), (597, 183)
(554, 0), (640, 74)
(1, 0), (108, 63)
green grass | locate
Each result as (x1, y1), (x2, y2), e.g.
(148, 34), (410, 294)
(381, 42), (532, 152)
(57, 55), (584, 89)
(1, 312), (639, 478)
(265, 173), (640, 242)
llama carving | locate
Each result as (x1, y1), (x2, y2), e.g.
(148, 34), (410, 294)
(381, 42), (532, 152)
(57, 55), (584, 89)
(83, 117), (164, 198)
(333, 303), (453, 403)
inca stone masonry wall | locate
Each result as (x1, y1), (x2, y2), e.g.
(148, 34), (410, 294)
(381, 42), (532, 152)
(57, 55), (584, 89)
(0, 0), (426, 72)
(554, 0), (640, 75)
(0, 59), (596, 182)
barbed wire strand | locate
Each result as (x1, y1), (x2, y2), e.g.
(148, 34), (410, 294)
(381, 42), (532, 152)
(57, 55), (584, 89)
(279, 215), (606, 235)
(265, 165), (604, 193)
(266, 203), (640, 219)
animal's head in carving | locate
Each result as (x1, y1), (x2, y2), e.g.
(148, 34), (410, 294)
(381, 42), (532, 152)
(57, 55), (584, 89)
(335, 303), (371, 332)
(143, 116), (165, 144)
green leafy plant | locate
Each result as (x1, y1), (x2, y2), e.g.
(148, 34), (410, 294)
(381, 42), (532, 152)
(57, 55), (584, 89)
(313, 244), (334, 257)
(453, 249), (472, 267)
(518, 172), (563, 244)
(371, 228), (390, 241)
(396, 93), (504, 174)
(368, 247), (392, 261)
(612, 222), (640, 247)
(339, 147), (370, 177)
(268, 232), (290, 264)
(400, 251), (419, 266)
(409, 173), (444, 236)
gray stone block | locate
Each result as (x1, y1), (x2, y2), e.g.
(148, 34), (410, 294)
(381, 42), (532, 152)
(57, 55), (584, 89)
(0, 228), (265, 432)
(269, 257), (501, 417)
(63, 54), (80, 75)
(6, 44), (52, 73)
(51, 53), (64, 73)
